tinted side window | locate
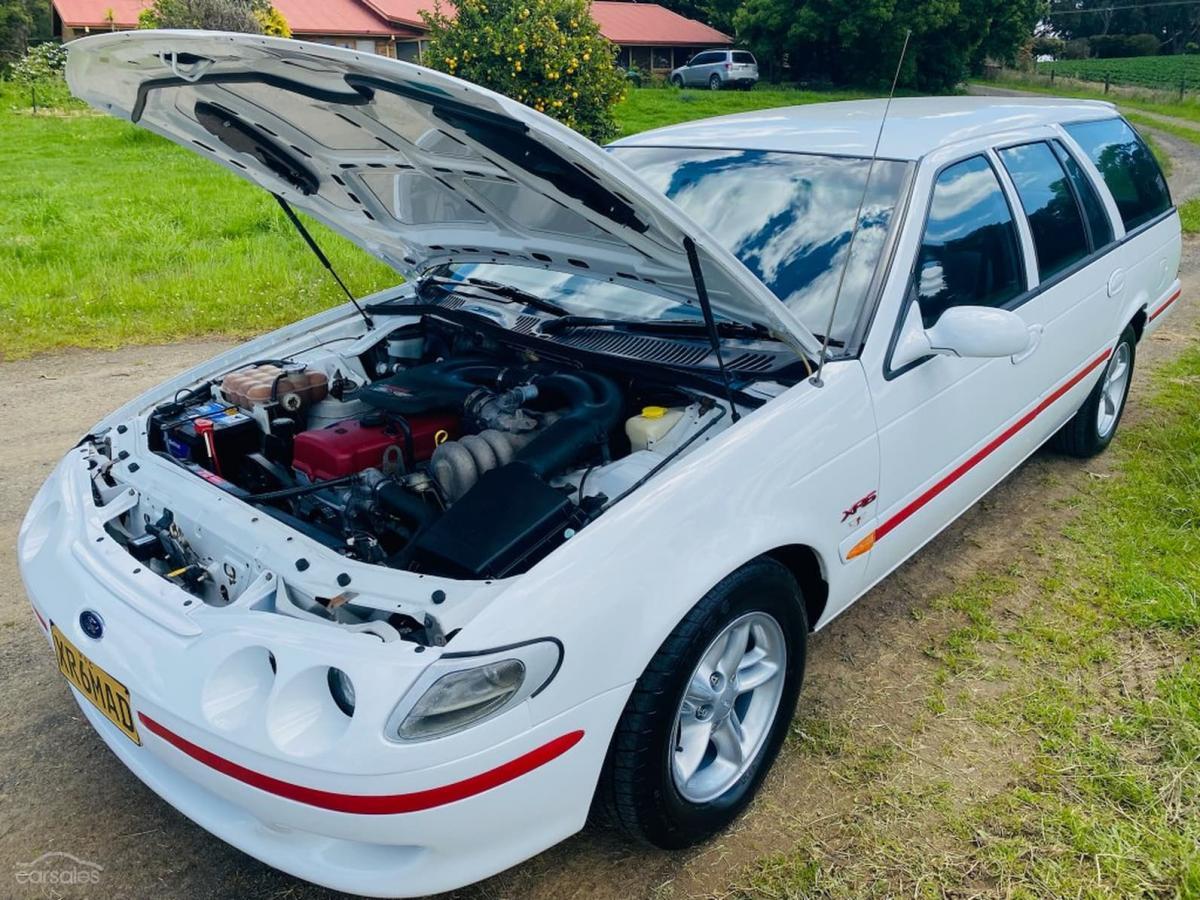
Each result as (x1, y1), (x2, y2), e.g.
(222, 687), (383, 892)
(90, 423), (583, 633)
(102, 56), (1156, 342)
(690, 52), (718, 66)
(915, 156), (1024, 327)
(999, 142), (1088, 280)
(1051, 139), (1115, 249)
(1064, 118), (1171, 230)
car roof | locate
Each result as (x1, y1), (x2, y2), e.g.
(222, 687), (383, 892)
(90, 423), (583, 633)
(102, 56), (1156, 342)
(608, 96), (1120, 161)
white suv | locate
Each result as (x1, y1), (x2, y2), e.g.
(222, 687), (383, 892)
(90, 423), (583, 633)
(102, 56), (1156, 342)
(671, 48), (760, 90)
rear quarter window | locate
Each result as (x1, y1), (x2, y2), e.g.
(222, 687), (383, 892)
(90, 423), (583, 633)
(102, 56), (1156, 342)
(1064, 118), (1171, 231)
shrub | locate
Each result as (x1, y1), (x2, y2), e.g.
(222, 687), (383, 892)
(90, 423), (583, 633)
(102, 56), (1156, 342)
(1090, 34), (1161, 59)
(139, 0), (264, 32)
(253, 5), (290, 37)
(420, 0), (627, 143)
(1063, 38), (1090, 60)
(10, 41), (67, 83)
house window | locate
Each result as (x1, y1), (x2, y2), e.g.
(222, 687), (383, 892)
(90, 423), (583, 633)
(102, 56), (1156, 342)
(652, 47), (671, 69)
(395, 41), (421, 62)
(631, 46), (652, 70)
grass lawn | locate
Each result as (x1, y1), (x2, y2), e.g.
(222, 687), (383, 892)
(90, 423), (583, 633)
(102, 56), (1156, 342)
(0, 83), (861, 360)
(613, 84), (870, 138)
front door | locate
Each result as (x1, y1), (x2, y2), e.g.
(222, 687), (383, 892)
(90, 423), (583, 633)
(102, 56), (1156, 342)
(861, 151), (1049, 581)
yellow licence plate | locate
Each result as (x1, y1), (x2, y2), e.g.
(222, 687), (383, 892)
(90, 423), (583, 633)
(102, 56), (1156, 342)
(51, 624), (141, 745)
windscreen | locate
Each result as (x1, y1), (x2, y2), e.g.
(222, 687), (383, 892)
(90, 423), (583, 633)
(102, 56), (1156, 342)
(611, 147), (909, 343)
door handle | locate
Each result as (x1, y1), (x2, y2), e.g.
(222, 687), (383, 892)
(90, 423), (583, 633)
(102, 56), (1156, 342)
(1107, 268), (1126, 297)
(1011, 324), (1043, 365)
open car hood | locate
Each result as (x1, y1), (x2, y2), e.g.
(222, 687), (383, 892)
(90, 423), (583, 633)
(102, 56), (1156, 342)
(66, 31), (820, 357)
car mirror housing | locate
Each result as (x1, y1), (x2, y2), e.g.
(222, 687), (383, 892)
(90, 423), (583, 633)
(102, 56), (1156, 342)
(892, 302), (1031, 369)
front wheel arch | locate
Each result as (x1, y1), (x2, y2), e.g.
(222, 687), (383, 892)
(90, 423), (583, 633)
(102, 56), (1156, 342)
(764, 543), (829, 631)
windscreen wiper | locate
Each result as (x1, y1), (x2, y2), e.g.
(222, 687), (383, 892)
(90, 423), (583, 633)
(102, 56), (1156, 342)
(538, 314), (772, 341)
(423, 275), (569, 318)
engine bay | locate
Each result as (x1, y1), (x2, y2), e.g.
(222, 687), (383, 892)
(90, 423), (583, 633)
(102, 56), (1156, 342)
(113, 313), (730, 594)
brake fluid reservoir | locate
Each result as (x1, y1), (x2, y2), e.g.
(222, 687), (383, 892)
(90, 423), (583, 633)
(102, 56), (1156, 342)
(626, 405), (685, 452)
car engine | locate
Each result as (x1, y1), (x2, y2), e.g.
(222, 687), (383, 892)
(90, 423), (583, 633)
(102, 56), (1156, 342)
(139, 317), (726, 582)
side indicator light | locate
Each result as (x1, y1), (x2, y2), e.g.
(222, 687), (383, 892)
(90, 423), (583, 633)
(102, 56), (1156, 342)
(847, 531), (876, 560)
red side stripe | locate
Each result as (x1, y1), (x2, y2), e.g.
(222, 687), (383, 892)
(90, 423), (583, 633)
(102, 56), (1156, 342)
(875, 348), (1113, 542)
(138, 713), (584, 815)
(1149, 288), (1181, 322)
(32, 608), (48, 632)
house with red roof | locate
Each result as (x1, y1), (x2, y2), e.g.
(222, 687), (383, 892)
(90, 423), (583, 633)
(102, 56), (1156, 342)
(51, 0), (731, 75)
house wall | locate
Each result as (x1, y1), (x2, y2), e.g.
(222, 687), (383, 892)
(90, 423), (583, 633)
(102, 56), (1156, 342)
(616, 45), (719, 73)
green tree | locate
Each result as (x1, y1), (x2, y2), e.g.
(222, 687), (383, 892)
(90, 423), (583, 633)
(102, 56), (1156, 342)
(0, 0), (33, 69)
(1048, 0), (1200, 54)
(735, 0), (1044, 93)
(420, 0), (627, 143)
(253, 5), (291, 36)
(139, 0), (270, 32)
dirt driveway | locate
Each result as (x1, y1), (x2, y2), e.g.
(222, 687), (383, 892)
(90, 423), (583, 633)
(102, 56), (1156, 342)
(2, 192), (1197, 898)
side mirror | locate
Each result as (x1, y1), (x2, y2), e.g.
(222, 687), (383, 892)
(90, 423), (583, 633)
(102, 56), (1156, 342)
(891, 303), (1031, 369)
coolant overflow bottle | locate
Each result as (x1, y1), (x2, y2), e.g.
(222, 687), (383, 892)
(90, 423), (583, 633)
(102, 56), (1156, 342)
(626, 406), (685, 452)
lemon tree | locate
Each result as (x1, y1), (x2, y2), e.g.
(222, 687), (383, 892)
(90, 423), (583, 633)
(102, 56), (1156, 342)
(421, 0), (626, 143)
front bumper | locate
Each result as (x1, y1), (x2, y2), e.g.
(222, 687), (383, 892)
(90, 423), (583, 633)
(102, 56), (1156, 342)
(18, 454), (626, 897)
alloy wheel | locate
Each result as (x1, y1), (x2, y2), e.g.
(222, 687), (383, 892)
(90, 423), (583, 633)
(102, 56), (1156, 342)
(670, 611), (787, 803)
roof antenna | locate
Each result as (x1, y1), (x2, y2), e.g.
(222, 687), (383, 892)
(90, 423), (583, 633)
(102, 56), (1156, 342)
(810, 28), (911, 388)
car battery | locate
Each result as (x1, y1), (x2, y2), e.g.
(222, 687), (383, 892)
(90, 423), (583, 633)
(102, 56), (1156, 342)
(159, 400), (260, 466)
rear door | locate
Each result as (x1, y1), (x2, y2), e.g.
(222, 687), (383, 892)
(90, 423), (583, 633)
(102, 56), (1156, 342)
(990, 137), (1121, 443)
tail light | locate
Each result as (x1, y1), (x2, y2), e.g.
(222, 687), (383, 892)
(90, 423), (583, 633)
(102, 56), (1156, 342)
(724, 62), (731, 70)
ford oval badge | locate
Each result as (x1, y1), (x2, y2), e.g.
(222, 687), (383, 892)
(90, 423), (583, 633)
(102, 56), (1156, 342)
(79, 610), (104, 640)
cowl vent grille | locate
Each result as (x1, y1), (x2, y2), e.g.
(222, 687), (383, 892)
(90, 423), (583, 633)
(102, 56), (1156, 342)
(556, 330), (711, 367)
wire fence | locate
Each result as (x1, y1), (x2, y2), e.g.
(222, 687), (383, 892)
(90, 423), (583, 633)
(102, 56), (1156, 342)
(1026, 57), (1200, 102)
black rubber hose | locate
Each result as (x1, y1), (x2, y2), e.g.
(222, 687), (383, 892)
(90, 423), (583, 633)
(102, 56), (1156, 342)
(517, 372), (623, 478)
(375, 481), (441, 531)
(360, 358), (506, 414)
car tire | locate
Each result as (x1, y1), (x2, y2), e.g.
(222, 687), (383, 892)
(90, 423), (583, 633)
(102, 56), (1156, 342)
(709, 74), (722, 90)
(742, 82), (755, 91)
(1050, 325), (1136, 458)
(671, 75), (684, 88)
(596, 557), (807, 849)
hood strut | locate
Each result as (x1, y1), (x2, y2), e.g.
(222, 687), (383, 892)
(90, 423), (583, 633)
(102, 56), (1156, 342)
(273, 194), (374, 330)
(684, 237), (740, 424)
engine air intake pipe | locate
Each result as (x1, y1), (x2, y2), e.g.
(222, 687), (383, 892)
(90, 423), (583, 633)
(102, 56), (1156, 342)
(515, 372), (623, 479)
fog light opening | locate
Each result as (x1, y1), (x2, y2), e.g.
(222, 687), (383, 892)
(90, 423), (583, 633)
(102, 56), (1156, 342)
(328, 667), (356, 718)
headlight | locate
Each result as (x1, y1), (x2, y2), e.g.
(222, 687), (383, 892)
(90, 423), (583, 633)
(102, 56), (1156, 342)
(388, 639), (562, 742)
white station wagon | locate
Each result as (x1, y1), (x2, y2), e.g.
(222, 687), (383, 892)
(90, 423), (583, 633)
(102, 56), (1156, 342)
(20, 33), (1181, 898)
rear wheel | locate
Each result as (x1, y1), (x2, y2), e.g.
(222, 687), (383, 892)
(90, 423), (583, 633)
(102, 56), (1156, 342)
(709, 74), (722, 90)
(1050, 326), (1136, 458)
(597, 558), (806, 848)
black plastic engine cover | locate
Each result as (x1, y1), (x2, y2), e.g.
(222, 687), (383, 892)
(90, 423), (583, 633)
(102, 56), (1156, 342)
(410, 462), (574, 579)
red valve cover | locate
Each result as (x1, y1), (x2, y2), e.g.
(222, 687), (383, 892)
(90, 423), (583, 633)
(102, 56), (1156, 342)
(292, 414), (459, 481)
